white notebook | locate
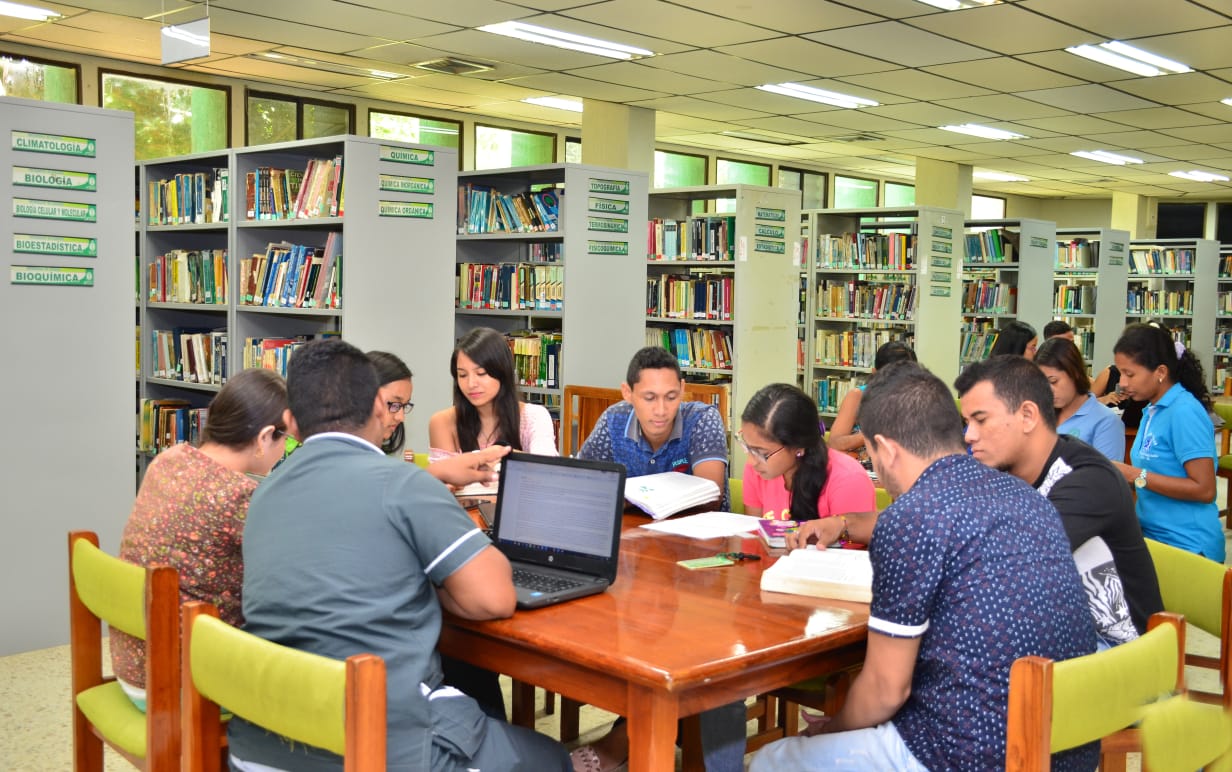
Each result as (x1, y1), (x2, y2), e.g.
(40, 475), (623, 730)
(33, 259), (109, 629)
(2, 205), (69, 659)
(624, 471), (721, 520)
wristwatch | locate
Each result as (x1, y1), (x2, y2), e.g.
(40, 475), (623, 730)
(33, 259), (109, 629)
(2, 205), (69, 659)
(1134, 468), (1148, 489)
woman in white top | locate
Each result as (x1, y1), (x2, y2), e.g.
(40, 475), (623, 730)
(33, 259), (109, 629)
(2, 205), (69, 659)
(429, 326), (557, 456)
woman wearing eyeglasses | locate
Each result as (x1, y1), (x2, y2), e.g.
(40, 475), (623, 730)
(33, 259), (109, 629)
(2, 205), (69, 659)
(368, 350), (415, 457)
(739, 383), (876, 527)
(429, 326), (558, 457)
(113, 367), (289, 710)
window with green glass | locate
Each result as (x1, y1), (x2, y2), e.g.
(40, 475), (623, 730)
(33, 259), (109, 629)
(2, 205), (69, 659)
(971, 194), (1006, 219)
(716, 158), (771, 186)
(369, 110), (461, 150)
(884, 181), (915, 207)
(654, 150), (707, 188)
(779, 167), (827, 209)
(834, 175), (879, 208)
(0, 53), (77, 103)
(475, 124), (555, 169)
(565, 137), (582, 163)
(102, 71), (228, 160)
(247, 91), (352, 146)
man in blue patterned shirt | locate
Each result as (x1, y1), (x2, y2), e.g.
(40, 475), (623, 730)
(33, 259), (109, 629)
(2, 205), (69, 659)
(758, 361), (1098, 771)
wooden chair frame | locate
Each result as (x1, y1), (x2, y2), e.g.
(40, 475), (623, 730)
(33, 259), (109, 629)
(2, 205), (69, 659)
(68, 530), (181, 772)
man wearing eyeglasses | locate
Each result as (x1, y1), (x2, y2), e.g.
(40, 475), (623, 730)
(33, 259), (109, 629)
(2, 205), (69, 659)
(578, 345), (729, 509)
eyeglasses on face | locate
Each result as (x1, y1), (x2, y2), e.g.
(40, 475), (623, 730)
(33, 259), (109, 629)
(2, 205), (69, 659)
(736, 430), (786, 464)
(387, 400), (414, 415)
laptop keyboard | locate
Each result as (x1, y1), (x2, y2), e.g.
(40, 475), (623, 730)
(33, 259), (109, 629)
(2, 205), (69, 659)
(512, 567), (585, 593)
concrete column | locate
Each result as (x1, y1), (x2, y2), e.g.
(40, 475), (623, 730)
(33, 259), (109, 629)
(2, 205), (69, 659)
(914, 157), (972, 217)
(582, 99), (654, 177)
(1110, 191), (1156, 239)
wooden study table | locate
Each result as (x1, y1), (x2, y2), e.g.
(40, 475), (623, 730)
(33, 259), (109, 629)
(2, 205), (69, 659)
(439, 515), (870, 772)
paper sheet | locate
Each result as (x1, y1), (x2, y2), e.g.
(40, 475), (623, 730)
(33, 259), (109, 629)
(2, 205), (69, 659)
(640, 511), (762, 540)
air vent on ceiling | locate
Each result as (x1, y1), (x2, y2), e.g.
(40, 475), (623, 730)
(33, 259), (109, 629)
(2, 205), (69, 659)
(413, 57), (494, 76)
(831, 133), (885, 142)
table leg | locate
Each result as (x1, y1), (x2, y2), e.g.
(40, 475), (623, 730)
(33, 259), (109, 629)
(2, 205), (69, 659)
(626, 686), (679, 772)
(511, 679), (536, 728)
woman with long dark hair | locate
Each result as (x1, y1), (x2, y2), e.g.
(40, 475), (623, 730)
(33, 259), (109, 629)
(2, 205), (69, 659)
(367, 350), (414, 457)
(428, 327), (557, 456)
(989, 319), (1038, 359)
(1112, 322), (1222, 561)
(739, 383), (875, 524)
(1034, 337), (1123, 460)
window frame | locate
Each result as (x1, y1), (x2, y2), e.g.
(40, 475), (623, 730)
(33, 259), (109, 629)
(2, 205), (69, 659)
(0, 50), (81, 103)
(833, 173), (881, 208)
(474, 122), (558, 170)
(778, 166), (829, 209)
(971, 193), (1008, 219)
(883, 180), (916, 207)
(653, 148), (709, 189)
(716, 156), (772, 186)
(368, 107), (463, 168)
(99, 67), (232, 155)
(246, 88), (355, 145)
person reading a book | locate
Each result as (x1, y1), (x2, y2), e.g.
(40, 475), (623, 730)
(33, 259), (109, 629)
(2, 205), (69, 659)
(113, 368), (288, 710)
(1043, 319), (1076, 340)
(1031, 337), (1125, 461)
(233, 339), (575, 772)
(368, 350), (414, 457)
(764, 361), (1097, 771)
(428, 326), (557, 459)
(988, 319), (1038, 359)
(955, 355), (1163, 647)
(739, 383), (875, 527)
(826, 341), (917, 453)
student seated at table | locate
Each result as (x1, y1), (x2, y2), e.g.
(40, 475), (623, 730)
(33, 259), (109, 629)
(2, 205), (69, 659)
(234, 339), (573, 772)
(955, 355), (1163, 647)
(826, 341), (916, 453)
(1043, 319), (1076, 341)
(760, 361), (1097, 771)
(577, 345), (728, 508)
(113, 368), (288, 710)
(368, 350), (415, 458)
(988, 319), (1038, 359)
(739, 383), (875, 526)
(429, 326), (558, 458)
(1033, 337), (1125, 461)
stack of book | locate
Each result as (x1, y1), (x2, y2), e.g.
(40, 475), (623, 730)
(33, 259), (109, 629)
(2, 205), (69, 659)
(760, 547), (873, 603)
(624, 472), (721, 520)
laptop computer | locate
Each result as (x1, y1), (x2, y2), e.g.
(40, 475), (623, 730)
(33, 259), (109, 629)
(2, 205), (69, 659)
(491, 452), (627, 609)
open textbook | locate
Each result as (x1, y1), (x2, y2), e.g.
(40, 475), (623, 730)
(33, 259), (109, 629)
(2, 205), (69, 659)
(624, 471), (721, 520)
(760, 547), (873, 603)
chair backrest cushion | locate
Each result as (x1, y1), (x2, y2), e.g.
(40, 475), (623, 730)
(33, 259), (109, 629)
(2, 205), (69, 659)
(1140, 694), (1232, 772)
(190, 614), (348, 756)
(72, 537), (147, 639)
(1049, 621), (1179, 752)
(1146, 538), (1226, 636)
(729, 478), (744, 514)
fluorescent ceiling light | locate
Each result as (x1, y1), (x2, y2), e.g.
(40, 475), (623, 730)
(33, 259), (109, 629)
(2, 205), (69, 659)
(974, 170), (1030, 182)
(939, 123), (1025, 140)
(1222, 98), (1232, 107)
(915, 0), (999, 9)
(1170, 170), (1230, 182)
(1066, 41), (1191, 77)
(756, 83), (878, 109)
(1071, 150), (1144, 165)
(479, 21), (653, 60)
(0, 1), (58, 20)
(522, 96), (583, 112)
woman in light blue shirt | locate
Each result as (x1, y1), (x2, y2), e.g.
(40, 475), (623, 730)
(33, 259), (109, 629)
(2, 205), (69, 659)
(1112, 323), (1222, 562)
(1035, 337), (1125, 461)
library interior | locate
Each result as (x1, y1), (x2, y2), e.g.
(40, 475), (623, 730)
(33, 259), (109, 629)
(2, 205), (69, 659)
(5, 0), (1232, 769)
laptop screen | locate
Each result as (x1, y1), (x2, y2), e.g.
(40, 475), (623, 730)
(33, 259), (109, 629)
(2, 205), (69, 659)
(493, 453), (626, 574)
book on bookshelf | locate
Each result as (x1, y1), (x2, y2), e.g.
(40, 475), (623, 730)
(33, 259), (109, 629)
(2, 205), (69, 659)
(147, 168), (228, 225)
(239, 235), (342, 309)
(646, 215), (736, 261)
(457, 262), (561, 311)
(244, 156), (342, 221)
(150, 328), (226, 385)
(457, 185), (560, 234)
(645, 272), (733, 320)
(148, 249), (228, 305)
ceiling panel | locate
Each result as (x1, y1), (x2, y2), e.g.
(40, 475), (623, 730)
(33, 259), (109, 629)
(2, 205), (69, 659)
(408, 74), (542, 100)
(1014, 114), (1141, 136)
(626, 95), (770, 122)
(688, 87), (854, 115)
(203, 8), (391, 52)
(196, 57), (374, 88)
(794, 110), (921, 133)
(216, 1), (461, 40)
(702, 0), (881, 33)
(1147, 144), (1232, 161)
(1017, 0), (1230, 39)
(1127, 27), (1232, 71)
(1091, 106), (1219, 130)
(932, 94), (1073, 121)
(922, 58), (1083, 92)
(1171, 99), (1232, 122)
(331, 0), (536, 28)
(715, 38), (897, 79)
(560, 0), (780, 48)
(342, 79), (516, 108)
(1157, 124), (1232, 144)
(1014, 51), (1144, 85)
(954, 140), (1060, 158)
(907, 5), (1088, 55)
(1112, 72), (1232, 106)
(728, 116), (857, 139)
(54, 0), (196, 15)
(408, 29), (624, 70)
(501, 72), (667, 102)
(1085, 130), (1200, 149)
(1018, 84), (1156, 113)
(568, 61), (728, 94)
(804, 21), (994, 68)
(837, 69), (992, 101)
(636, 50), (809, 87)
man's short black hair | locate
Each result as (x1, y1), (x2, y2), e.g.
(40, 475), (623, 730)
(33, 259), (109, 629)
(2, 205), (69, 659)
(286, 338), (379, 438)
(1043, 320), (1073, 339)
(954, 355), (1058, 431)
(858, 361), (965, 457)
(626, 346), (682, 387)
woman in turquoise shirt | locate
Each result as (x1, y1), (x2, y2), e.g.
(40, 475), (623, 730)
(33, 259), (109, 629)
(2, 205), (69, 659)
(1112, 323), (1222, 561)
(1035, 336), (1124, 461)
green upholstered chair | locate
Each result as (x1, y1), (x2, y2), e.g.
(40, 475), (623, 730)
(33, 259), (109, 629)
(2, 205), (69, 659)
(1139, 693), (1232, 772)
(1213, 401), (1232, 527)
(412, 451), (429, 468)
(180, 600), (387, 772)
(68, 530), (181, 772)
(729, 477), (744, 513)
(874, 486), (892, 510)
(1005, 611), (1186, 771)
(1146, 537), (1232, 708)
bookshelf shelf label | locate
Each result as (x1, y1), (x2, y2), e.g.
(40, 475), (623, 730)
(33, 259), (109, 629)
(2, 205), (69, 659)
(755, 224), (786, 239)
(378, 200), (433, 219)
(931, 256), (952, 268)
(12, 197), (96, 222)
(10, 265), (94, 286)
(13, 233), (98, 257)
(931, 226), (953, 239)
(12, 165), (97, 192)
(754, 239), (785, 255)
(378, 146), (434, 166)
(929, 285), (951, 297)
(378, 173), (434, 195)
(588, 216), (628, 233)
(589, 178), (630, 195)
(931, 240), (953, 254)
(755, 207), (786, 222)
(588, 240), (629, 256)
(11, 130), (96, 157)
(1029, 236), (1049, 249)
(588, 196), (629, 215)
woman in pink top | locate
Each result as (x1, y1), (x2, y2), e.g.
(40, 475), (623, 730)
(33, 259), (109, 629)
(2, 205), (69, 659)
(739, 383), (876, 523)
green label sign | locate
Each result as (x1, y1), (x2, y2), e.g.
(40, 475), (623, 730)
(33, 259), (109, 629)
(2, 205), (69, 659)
(588, 240), (629, 255)
(588, 196), (629, 215)
(10, 265), (94, 286)
(12, 166), (97, 191)
(755, 223), (785, 238)
(11, 130), (96, 157)
(755, 207), (786, 222)
(932, 240), (953, 254)
(13, 197), (96, 222)
(379, 146), (434, 165)
(378, 200), (433, 219)
(378, 173), (434, 194)
(1109, 241), (1126, 253)
(588, 216), (628, 233)
(589, 178), (630, 195)
(754, 239), (785, 254)
(1029, 236), (1049, 249)
(1109, 256), (1124, 266)
(933, 271), (952, 283)
(13, 233), (98, 257)
(929, 285), (951, 297)
(931, 256), (952, 268)
(932, 226), (953, 239)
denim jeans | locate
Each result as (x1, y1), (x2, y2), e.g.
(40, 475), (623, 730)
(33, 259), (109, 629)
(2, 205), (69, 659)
(749, 721), (928, 771)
